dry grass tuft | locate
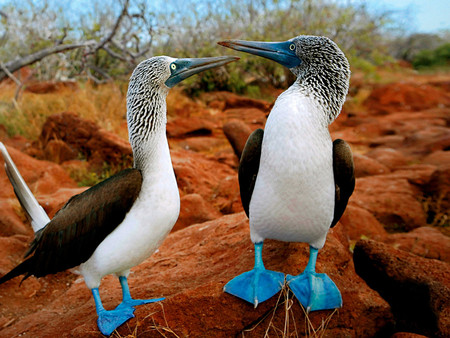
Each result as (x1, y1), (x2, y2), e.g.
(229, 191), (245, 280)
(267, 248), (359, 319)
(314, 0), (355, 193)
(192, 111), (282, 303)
(242, 282), (337, 337)
(0, 81), (128, 140)
(111, 302), (180, 338)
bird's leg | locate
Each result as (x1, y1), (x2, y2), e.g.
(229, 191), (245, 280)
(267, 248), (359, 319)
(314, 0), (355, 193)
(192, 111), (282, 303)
(92, 288), (134, 336)
(115, 276), (164, 310)
(224, 242), (285, 307)
(287, 246), (342, 312)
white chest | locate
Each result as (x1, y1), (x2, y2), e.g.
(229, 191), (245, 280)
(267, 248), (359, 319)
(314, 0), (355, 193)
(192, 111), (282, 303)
(79, 133), (180, 287)
(249, 89), (334, 248)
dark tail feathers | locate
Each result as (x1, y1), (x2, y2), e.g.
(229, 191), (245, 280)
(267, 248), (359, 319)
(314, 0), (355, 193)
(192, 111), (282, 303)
(0, 259), (31, 285)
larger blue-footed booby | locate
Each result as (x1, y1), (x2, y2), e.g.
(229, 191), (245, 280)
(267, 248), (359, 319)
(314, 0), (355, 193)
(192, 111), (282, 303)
(219, 36), (354, 311)
(0, 55), (238, 335)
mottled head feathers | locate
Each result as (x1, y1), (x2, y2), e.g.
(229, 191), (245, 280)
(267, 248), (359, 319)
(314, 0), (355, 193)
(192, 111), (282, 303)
(289, 36), (350, 122)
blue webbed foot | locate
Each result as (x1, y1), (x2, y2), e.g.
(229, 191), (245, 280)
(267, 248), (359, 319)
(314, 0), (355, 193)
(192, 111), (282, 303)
(224, 268), (285, 306)
(287, 271), (342, 312)
(117, 276), (165, 312)
(287, 246), (342, 312)
(97, 307), (135, 336)
(224, 242), (285, 307)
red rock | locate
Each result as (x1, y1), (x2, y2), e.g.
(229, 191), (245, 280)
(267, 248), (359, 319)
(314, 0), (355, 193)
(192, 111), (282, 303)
(0, 145), (78, 198)
(386, 164), (437, 186)
(223, 119), (252, 159)
(0, 200), (32, 237)
(0, 213), (394, 337)
(364, 82), (450, 114)
(224, 107), (267, 129)
(166, 116), (215, 138)
(24, 81), (79, 94)
(350, 176), (427, 231)
(354, 238), (450, 337)
(402, 126), (450, 157)
(423, 150), (450, 167)
(43, 139), (77, 164)
(167, 88), (208, 117)
(0, 235), (30, 274)
(0, 145), (82, 235)
(171, 150), (239, 210)
(423, 165), (450, 214)
(213, 150), (239, 170)
(391, 333), (429, 338)
(384, 227), (450, 263)
(353, 153), (391, 177)
(339, 205), (388, 242)
(177, 136), (224, 152)
(173, 193), (222, 231)
(201, 91), (271, 111)
(369, 134), (405, 148)
(366, 148), (410, 170)
(38, 112), (133, 170)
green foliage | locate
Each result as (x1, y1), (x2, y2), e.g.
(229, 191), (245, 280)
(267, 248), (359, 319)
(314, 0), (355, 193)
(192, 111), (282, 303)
(412, 43), (450, 70)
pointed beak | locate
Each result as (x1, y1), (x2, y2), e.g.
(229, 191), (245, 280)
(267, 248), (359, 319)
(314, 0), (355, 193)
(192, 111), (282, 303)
(218, 40), (301, 68)
(165, 55), (239, 88)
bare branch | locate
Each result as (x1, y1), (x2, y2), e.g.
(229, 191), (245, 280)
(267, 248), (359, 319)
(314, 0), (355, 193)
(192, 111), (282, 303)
(87, 64), (112, 81)
(94, 0), (130, 52)
(102, 45), (130, 62)
(0, 61), (22, 86)
(0, 61), (24, 101)
(55, 27), (68, 45)
(0, 41), (96, 82)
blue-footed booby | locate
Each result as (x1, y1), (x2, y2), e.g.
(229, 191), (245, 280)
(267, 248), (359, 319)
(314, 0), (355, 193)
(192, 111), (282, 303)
(0, 55), (238, 335)
(218, 36), (354, 311)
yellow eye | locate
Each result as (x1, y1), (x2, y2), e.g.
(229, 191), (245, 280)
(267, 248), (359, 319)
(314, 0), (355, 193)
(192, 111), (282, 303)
(170, 64), (177, 70)
(289, 44), (296, 51)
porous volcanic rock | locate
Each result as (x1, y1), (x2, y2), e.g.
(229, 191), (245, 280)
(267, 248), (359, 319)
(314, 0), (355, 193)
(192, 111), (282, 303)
(364, 82), (450, 114)
(353, 153), (391, 177)
(223, 119), (253, 159)
(383, 227), (450, 263)
(338, 205), (388, 242)
(171, 149), (242, 215)
(354, 238), (450, 337)
(38, 112), (133, 169)
(166, 116), (215, 138)
(201, 91), (271, 111)
(350, 175), (427, 231)
(0, 213), (394, 337)
(0, 145), (81, 236)
(174, 193), (222, 231)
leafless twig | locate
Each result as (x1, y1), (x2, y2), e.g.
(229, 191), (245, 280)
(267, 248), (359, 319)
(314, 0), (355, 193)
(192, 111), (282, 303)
(0, 41), (96, 82)
(0, 61), (24, 101)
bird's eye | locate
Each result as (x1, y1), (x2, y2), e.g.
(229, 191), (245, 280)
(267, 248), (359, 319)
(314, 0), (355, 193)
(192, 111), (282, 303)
(170, 64), (177, 70)
(289, 44), (296, 51)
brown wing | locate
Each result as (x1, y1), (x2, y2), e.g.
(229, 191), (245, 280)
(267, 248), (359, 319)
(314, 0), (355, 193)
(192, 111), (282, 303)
(331, 139), (355, 227)
(0, 168), (142, 283)
(239, 129), (264, 217)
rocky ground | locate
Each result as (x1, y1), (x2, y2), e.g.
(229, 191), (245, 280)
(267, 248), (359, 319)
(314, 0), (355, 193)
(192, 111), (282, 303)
(0, 71), (449, 337)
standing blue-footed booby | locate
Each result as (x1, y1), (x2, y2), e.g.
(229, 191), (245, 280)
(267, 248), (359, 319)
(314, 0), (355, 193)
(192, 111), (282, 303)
(0, 55), (238, 335)
(219, 36), (354, 311)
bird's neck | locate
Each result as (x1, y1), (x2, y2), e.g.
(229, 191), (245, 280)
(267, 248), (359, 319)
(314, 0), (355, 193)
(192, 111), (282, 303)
(127, 87), (171, 172)
(294, 67), (349, 124)
(132, 129), (172, 176)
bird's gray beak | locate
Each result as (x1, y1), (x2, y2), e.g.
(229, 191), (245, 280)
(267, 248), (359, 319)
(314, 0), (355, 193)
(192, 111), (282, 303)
(218, 40), (301, 68)
(165, 56), (239, 88)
